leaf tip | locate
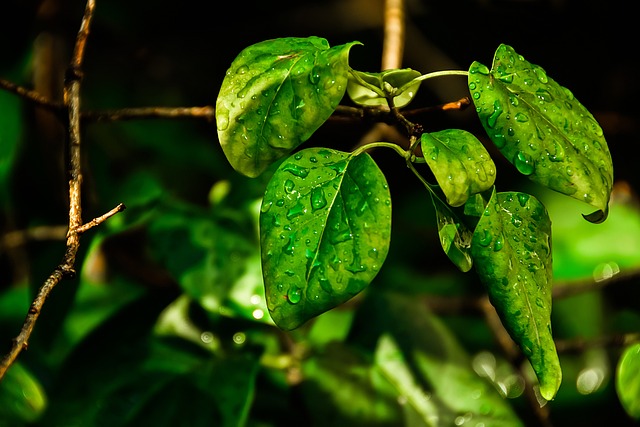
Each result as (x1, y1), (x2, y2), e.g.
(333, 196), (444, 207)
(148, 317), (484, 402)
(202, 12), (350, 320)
(582, 206), (609, 224)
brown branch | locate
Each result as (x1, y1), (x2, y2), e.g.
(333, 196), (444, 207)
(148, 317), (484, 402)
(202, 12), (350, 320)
(81, 106), (215, 123)
(382, 0), (405, 70)
(0, 0), (126, 382)
(0, 77), (62, 114)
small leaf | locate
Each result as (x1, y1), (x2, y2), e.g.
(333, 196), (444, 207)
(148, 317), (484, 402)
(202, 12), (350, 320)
(468, 44), (613, 220)
(616, 343), (640, 420)
(347, 68), (422, 108)
(471, 189), (562, 400)
(430, 192), (473, 272)
(421, 129), (496, 207)
(216, 37), (359, 177)
(260, 147), (391, 330)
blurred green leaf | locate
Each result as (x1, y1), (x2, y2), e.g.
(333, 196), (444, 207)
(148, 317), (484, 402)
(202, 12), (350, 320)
(471, 189), (561, 400)
(0, 362), (46, 425)
(468, 44), (613, 220)
(616, 343), (640, 420)
(376, 291), (524, 426)
(146, 200), (266, 324)
(421, 129), (496, 207)
(216, 36), (359, 177)
(260, 148), (391, 330)
(541, 186), (640, 282)
(302, 341), (402, 426)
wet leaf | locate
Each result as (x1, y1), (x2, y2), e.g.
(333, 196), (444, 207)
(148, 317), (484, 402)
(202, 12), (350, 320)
(616, 343), (640, 419)
(421, 129), (496, 207)
(347, 68), (422, 108)
(468, 44), (613, 221)
(216, 36), (359, 177)
(471, 189), (561, 400)
(430, 192), (473, 272)
(260, 147), (391, 330)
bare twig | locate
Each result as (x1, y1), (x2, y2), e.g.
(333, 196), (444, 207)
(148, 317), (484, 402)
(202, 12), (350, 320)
(0, 0), (125, 381)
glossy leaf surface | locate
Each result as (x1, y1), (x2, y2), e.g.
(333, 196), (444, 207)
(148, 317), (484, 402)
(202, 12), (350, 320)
(468, 44), (613, 221)
(421, 129), (496, 207)
(471, 189), (561, 400)
(216, 37), (358, 177)
(260, 148), (391, 330)
(616, 343), (640, 419)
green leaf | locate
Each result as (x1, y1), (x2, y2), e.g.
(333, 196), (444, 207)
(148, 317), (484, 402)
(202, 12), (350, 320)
(471, 189), (561, 400)
(347, 68), (422, 108)
(374, 291), (524, 426)
(0, 362), (47, 424)
(302, 342), (401, 426)
(421, 129), (496, 207)
(216, 36), (359, 177)
(616, 343), (640, 419)
(260, 147), (391, 330)
(430, 192), (473, 272)
(468, 44), (613, 220)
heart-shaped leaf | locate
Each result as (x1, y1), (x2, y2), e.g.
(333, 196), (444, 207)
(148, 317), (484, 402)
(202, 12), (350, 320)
(468, 44), (613, 221)
(260, 148), (391, 330)
(471, 189), (562, 401)
(421, 129), (496, 207)
(216, 37), (359, 177)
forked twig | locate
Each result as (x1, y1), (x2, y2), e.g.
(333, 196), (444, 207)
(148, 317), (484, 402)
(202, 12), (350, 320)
(0, 0), (125, 381)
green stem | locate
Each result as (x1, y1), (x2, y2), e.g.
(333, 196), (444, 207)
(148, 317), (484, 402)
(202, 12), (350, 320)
(399, 70), (468, 93)
(351, 141), (407, 158)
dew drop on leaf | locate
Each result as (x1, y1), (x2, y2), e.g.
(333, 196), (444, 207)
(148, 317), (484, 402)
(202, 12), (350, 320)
(310, 187), (327, 211)
(514, 151), (535, 175)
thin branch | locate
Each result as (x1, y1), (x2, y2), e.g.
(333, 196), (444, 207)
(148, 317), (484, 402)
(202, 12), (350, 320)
(0, 0), (127, 382)
(1, 225), (68, 250)
(74, 203), (126, 234)
(0, 77), (62, 114)
(81, 106), (215, 123)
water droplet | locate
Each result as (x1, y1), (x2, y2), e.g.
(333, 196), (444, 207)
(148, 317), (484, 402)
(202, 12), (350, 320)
(487, 100), (503, 129)
(260, 201), (272, 213)
(287, 286), (302, 304)
(216, 107), (230, 131)
(282, 233), (296, 255)
(286, 202), (305, 220)
(309, 66), (322, 84)
(310, 187), (327, 211)
(332, 228), (353, 244)
(328, 160), (348, 174)
(493, 233), (504, 251)
(533, 66), (548, 83)
(514, 151), (535, 175)
(478, 229), (492, 247)
(282, 163), (309, 178)
(535, 88), (554, 103)
(517, 193), (529, 207)
(430, 146), (439, 160)
(284, 179), (295, 193)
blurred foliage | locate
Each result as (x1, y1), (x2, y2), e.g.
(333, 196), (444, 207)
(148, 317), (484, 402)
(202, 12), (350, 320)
(1, 1), (639, 426)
